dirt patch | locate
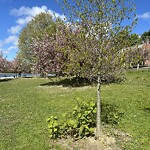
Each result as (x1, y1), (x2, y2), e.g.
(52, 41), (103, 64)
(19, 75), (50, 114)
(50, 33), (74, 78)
(112, 128), (132, 147)
(50, 132), (121, 150)
(38, 85), (94, 89)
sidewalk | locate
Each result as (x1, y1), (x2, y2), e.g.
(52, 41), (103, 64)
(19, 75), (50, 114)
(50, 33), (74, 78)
(0, 76), (15, 79)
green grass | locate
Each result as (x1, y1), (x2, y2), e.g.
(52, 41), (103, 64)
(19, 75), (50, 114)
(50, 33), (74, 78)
(0, 70), (150, 150)
(102, 70), (150, 149)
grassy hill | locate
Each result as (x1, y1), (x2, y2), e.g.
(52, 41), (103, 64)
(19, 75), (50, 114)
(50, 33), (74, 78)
(0, 70), (150, 149)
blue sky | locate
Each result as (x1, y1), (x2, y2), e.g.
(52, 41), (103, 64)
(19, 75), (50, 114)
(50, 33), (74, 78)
(0, 0), (150, 61)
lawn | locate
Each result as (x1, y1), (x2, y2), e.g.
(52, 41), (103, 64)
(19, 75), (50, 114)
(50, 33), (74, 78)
(0, 70), (150, 150)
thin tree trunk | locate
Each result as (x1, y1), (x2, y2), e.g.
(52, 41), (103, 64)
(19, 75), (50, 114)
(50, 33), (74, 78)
(137, 63), (139, 70)
(96, 75), (101, 139)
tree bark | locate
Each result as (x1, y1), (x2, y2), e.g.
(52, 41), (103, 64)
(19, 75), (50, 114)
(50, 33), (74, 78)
(96, 75), (101, 139)
(137, 63), (139, 70)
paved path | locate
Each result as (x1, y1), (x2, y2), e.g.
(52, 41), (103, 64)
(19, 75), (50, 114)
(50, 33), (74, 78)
(0, 76), (15, 79)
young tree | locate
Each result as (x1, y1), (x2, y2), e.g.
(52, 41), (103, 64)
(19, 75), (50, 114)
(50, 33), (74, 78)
(58, 0), (137, 139)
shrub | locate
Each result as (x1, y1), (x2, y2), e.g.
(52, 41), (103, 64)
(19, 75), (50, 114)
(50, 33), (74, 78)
(47, 99), (123, 140)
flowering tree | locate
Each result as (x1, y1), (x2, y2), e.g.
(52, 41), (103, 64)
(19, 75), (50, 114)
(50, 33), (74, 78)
(12, 54), (32, 74)
(18, 12), (55, 66)
(30, 32), (65, 75)
(28, 17), (72, 75)
(18, 13), (71, 76)
(0, 52), (10, 73)
(18, 1), (138, 139)
(59, 0), (137, 139)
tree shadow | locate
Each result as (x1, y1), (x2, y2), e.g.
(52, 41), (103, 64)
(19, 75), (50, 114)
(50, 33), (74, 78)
(40, 77), (94, 87)
(22, 76), (34, 78)
(143, 107), (150, 113)
(0, 79), (14, 82)
(101, 103), (124, 125)
(41, 75), (124, 88)
(72, 99), (124, 125)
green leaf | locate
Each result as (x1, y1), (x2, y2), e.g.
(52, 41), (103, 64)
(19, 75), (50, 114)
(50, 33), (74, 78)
(54, 128), (58, 132)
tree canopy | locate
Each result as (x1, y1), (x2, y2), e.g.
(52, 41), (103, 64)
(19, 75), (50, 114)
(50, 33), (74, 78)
(16, 0), (141, 140)
(18, 12), (72, 75)
(141, 29), (150, 42)
(129, 33), (142, 46)
(58, 0), (138, 138)
(18, 12), (56, 64)
(0, 52), (12, 73)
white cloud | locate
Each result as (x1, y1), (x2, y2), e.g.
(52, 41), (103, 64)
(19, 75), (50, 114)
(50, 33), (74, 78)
(7, 5), (66, 37)
(2, 6), (66, 57)
(2, 46), (17, 54)
(137, 12), (150, 19)
(2, 35), (18, 46)
(7, 6), (66, 35)
(9, 5), (66, 32)
(0, 36), (18, 57)
(10, 5), (66, 23)
(8, 25), (22, 34)
(16, 16), (32, 25)
(10, 5), (48, 17)
(2, 50), (9, 54)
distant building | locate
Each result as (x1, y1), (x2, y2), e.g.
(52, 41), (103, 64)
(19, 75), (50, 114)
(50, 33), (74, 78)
(141, 38), (150, 66)
(137, 38), (150, 66)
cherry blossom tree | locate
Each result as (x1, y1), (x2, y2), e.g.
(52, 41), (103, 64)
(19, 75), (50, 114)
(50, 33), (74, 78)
(0, 52), (10, 73)
(12, 54), (32, 75)
(18, 12), (55, 66)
